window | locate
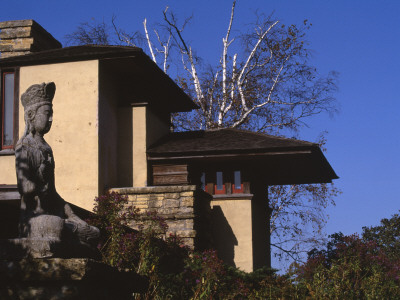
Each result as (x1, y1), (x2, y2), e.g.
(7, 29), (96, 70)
(1, 69), (18, 150)
(201, 170), (247, 195)
(233, 170), (244, 193)
(214, 171), (226, 194)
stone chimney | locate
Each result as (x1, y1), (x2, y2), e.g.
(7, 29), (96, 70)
(0, 20), (62, 58)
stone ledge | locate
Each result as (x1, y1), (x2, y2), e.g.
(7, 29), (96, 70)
(212, 193), (253, 200)
(110, 185), (197, 194)
(0, 20), (35, 29)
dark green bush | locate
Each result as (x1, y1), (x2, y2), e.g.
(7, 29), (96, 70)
(88, 192), (299, 299)
(297, 233), (400, 299)
(89, 193), (400, 299)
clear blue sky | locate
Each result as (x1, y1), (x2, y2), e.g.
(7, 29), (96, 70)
(1, 0), (399, 244)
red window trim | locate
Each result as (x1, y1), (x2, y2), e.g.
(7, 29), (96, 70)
(232, 183), (244, 193)
(214, 184), (226, 194)
(202, 171), (244, 195)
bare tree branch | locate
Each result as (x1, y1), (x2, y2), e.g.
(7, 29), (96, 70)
(143, 18), (157, 63)
(219, 0), (237, 126)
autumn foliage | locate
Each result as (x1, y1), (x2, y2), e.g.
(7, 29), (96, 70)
(88, 193), (400, 299)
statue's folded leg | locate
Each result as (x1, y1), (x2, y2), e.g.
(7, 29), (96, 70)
(64, 219), (100, 248)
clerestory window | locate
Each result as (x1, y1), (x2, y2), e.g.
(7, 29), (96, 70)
(232, 170), (244, 193)
(214, 171), (226, 194)
(201, 170), (246, 195)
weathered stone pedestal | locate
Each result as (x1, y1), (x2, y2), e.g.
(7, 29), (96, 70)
(0, 258), (148, 299)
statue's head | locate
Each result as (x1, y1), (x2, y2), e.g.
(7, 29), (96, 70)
(21, 82), (55, 136)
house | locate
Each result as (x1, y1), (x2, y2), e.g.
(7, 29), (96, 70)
(0, 20), (337, 272)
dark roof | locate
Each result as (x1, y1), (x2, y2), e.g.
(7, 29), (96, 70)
(0, 45), (143, 66)
(148, 128), (316, 155)
(0, 45), (198, 112)
(148, 128), (338, 184)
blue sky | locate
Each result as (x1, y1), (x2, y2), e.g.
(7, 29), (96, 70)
(2, 0), (399, 249)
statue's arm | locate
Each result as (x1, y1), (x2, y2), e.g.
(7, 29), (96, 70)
(64, 202), (87, 226)
(15, 144), (36, 196)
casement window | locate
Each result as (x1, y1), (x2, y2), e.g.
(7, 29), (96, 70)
(214, 171), (226, 194)
(1, 69), (19, 150)
(232, 170), (244, 193)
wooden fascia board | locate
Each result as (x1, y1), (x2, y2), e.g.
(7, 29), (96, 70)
(147, 149), (313, 161)
(0, 50), (142, 68)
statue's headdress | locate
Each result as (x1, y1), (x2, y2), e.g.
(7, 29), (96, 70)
(21, 82), (56, 111)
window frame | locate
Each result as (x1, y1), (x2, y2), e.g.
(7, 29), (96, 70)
(0, 67), (19, 151)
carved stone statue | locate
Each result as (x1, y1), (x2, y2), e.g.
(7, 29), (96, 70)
(12, 82), (100, 259)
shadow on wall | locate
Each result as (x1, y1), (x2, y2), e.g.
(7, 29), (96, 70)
(211, 205), (238, 268)
(116, 107), (133, 187)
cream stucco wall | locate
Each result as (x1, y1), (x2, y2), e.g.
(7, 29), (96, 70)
(211, 198), (253, 272)
(0, 155), (16, 184)
(19, 60), (99, 210)
(131, 105), (170, 187)
(132, 106), (147, 187)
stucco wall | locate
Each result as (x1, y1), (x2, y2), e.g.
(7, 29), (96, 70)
(0, 156), (16, 184)
(19, 60), (99, 210)
(131, 105), (170, 187)
(211, 197), (253, 272)
(132, 106), (147, 187)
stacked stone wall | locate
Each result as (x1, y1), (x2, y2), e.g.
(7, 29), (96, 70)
(0, 20), (61, 58)
(109, 185), (198, 248)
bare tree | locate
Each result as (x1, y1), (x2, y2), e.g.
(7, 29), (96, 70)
(65, 5), (337, 134)
(66, 2), (339, 265)
(269, 182), (339, 263)
(65, 18), (112, 46)
(158, 3), (338, 133)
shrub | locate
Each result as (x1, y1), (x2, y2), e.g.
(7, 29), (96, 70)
(88, 193), (190, 299)
(296, 233), (400, 299)
(89, 194), (400, 299)
(88, 192), (300, 299)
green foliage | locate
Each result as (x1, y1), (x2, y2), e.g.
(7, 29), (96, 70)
(297, 233), (400, 299)
(362, 211), (400, 261)
(89, 192), (300, 299)
(89, 192), (141, 270)
(90, 194), (400, 299)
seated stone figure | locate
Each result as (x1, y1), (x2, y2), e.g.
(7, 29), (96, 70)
(14, 82), (100, 259)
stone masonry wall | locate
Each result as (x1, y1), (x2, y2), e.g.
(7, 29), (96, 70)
(109, 185), (197, 248)
(0, 20), (61, 58)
